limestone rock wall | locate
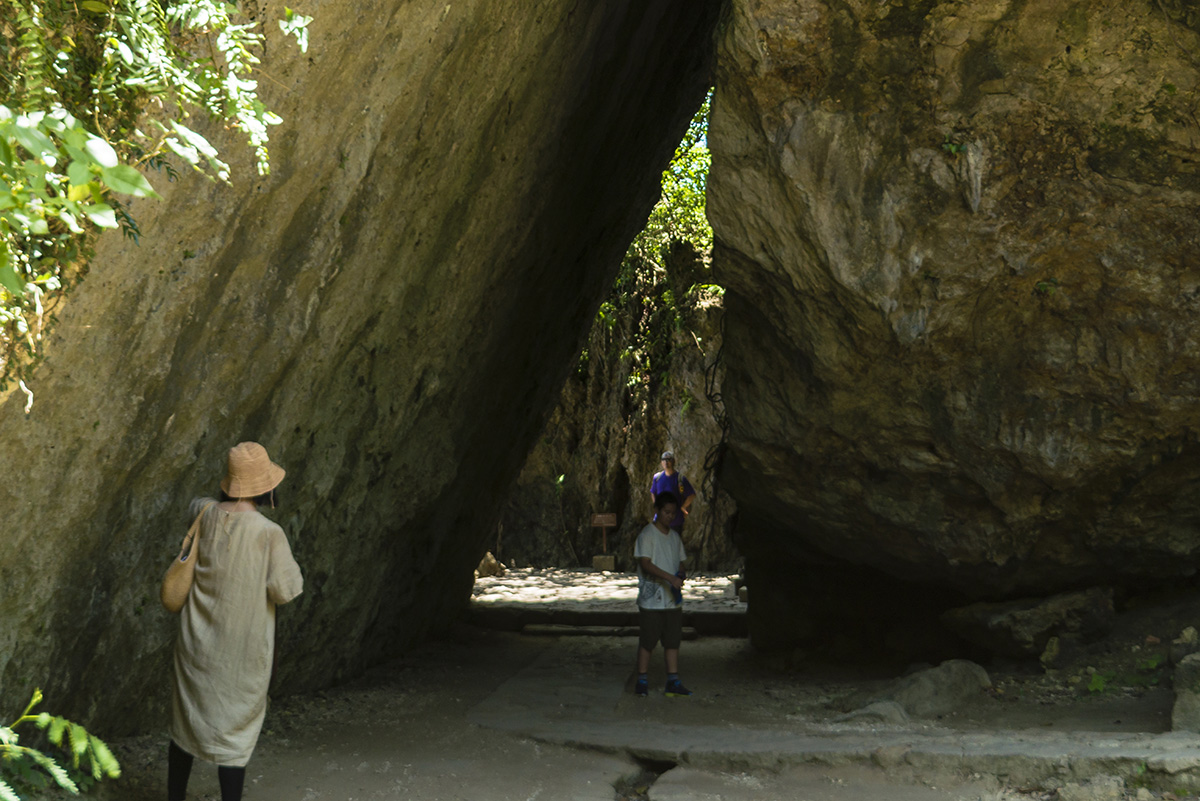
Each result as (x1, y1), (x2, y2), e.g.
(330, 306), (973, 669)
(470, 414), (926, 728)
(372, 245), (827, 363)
(709, 0), (1200, 646)
(0, 1), (718, 730)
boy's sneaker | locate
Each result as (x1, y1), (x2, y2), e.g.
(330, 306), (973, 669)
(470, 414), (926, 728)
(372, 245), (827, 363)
(664, 679), (692, 697)
(634, 677), (649, 697)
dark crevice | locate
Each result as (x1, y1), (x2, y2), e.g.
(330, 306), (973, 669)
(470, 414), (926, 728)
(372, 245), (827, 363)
(613, 757), (678, 801)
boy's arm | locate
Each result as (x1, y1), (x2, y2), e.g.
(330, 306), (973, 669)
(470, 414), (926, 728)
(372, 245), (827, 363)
(639, 556), (683, 588)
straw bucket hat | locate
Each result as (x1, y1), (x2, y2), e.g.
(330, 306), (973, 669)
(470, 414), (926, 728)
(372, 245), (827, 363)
(221, 441), (286, 498)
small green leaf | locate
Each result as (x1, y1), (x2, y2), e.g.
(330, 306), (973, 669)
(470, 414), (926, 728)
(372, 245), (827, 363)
(170, 122), (219, 159)
(57, 210), (83, 233)
(83, 203), (117, 228)
(0, 266), (22, 298)
(67, 160), (92, 187)
(10, 119), (55, 160)
(88, 735), (121, 778)
(116, 39), (134, 65)
(84, 137), (118, 168)
(47, 715), (67, 745)
(81, 0), (109, 10)
(101, 164), (159, 198)
(164, 136), (200, 166)
(69, 722), (89, 759)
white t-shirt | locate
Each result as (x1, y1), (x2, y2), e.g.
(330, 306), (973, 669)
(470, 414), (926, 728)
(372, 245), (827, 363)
(634, 522), (687, 610)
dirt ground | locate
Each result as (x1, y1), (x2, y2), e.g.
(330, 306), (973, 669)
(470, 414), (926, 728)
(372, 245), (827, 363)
(30, 571), (1200, 801)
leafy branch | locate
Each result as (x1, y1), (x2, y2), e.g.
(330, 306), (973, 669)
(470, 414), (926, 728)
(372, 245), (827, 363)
(0, 0), (312, 394)
(0, 688), (121, 800)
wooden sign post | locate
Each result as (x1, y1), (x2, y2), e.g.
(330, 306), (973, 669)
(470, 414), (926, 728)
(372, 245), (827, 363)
(590, 512), (617, 572)
(591, 512), (617, 553)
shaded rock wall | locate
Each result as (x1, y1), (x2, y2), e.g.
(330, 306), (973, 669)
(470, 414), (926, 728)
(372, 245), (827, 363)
(497, 246), (738, 572)
(0, 0), (718, 730)
(709, 0), (1200, 648)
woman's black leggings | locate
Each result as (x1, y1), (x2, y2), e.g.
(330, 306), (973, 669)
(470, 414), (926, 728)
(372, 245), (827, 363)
(168, 740), (245, 801)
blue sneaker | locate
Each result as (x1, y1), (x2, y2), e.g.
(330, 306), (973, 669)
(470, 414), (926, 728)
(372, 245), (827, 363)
(634, 677), (649, 697)
(665, 679), (692, 697)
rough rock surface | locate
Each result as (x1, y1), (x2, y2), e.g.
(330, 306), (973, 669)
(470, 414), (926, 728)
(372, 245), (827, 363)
(941, 587), (1116, 657)
(708, 0), (1200, 649)
(1172, 653), (1200, 732)
(883, 659), (991, 719)
(0, 1), (718, 731)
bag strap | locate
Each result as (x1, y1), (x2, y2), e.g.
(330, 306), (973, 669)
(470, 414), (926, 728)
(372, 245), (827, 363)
(180, 500), (218, 561)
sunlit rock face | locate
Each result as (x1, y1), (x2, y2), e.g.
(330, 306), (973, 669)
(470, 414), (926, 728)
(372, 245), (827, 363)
(0, 1), (718, 730)
(709, 0), (1200, 647)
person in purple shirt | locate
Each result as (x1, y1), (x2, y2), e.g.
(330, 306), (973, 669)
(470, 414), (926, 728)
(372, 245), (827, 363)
(650, 450), (695, 532)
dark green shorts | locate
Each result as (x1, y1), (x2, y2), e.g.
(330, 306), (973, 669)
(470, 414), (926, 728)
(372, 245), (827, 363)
(638, 606), (683, 650)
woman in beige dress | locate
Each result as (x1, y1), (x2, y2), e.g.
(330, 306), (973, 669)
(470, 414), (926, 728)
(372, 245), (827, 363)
(168, 441), (303, 801)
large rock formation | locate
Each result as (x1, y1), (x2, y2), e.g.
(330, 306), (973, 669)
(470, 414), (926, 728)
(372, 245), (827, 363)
(0, 1), (718, 730)
(709, 0), (1200, 649)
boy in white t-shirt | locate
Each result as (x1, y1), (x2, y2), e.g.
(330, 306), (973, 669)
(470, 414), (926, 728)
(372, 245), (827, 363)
(633, 492), (691, 697)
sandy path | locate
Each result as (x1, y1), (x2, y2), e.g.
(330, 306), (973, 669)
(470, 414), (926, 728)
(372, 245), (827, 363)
(92, 629), (1026, 801)
(73, 569), (1191, 800)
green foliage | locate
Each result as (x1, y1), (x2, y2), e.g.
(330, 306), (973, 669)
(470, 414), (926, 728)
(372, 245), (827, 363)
(1084, 653), (1165, 694)
(1086, 670), (1114, 693)
(1034, 277), (1060, 296)
(0, 688), (120, 800)
(0, 0), (312, 391)
(589, 91), (715, 403)
(941, 132), (966, 156)
(627, 90), (712, 266)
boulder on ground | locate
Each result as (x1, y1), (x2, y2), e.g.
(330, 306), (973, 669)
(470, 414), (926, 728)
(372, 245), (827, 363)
(1039, 634), (1086, 671)
(940, 587), (1114, 657)
(1172, 626), (1200, 666)
(1172, 652), (1200, 732)
(841, 659), (990, 721)
(883, 659), (992, 719)
(475, 552), (507, 578)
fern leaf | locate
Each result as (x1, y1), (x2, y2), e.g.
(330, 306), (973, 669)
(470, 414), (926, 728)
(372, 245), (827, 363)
(28, 748), (79, 793)
(47, 715), (66, 746)
(13, 0), (51, 109)
(67, 722), (88, 763)
(87, 734), (121, 779)
(0, 776), (22, 801)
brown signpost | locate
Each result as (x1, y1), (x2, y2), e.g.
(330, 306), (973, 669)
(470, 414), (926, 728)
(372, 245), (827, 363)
(591, 513), (617, 553)
(591, 512), (618, 572)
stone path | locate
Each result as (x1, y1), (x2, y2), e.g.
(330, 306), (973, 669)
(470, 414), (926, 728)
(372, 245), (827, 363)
(92, 570), (1200, 800)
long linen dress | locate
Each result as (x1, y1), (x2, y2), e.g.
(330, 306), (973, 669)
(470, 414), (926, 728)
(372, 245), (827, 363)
(170, 497), (303, 767)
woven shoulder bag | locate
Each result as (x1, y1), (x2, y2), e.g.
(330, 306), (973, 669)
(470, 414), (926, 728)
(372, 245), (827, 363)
(160, 501), (216, 613)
